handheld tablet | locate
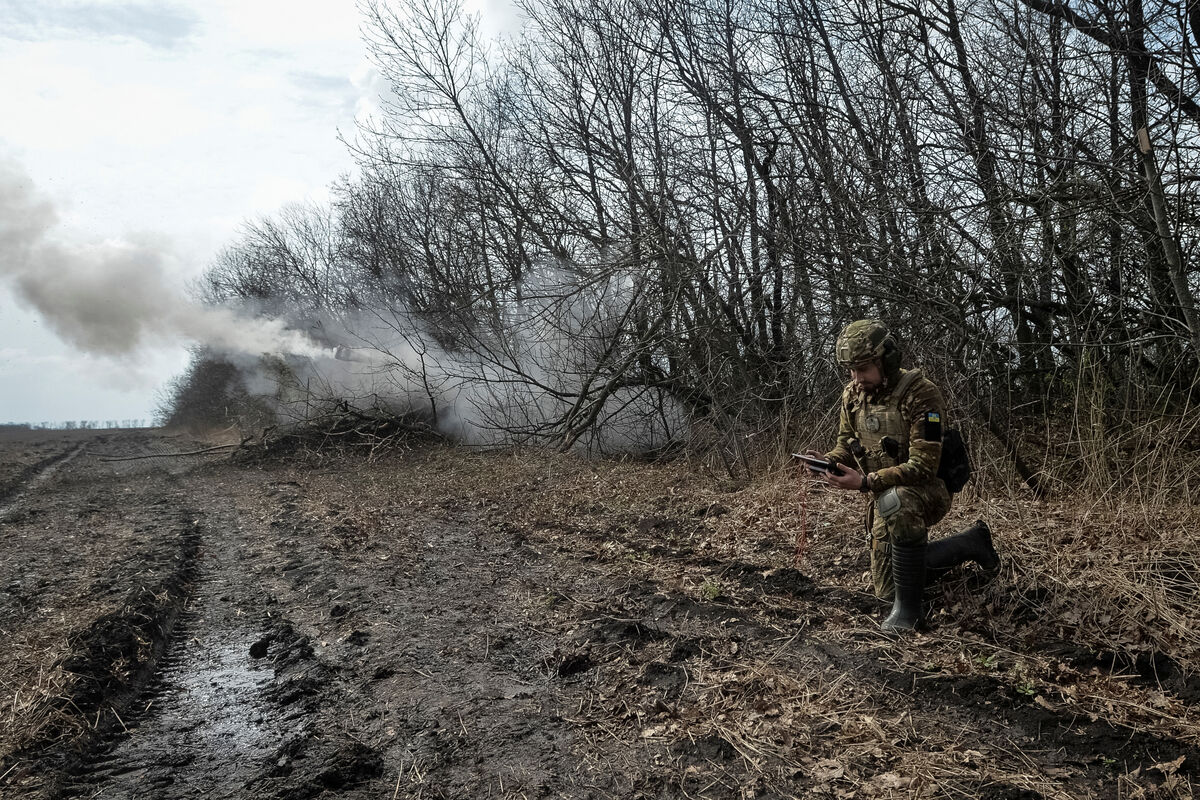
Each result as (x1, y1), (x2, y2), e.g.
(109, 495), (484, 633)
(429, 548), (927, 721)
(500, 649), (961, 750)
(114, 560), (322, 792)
(792, 453), (845, 476)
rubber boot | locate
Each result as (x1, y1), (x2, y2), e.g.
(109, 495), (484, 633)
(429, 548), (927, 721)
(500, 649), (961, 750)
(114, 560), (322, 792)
(881, 542), (926, 633)
(926, 520), (999, 578)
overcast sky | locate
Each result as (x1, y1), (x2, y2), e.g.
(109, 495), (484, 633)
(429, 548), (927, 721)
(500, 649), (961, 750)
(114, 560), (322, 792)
(0, 0), (515, 426)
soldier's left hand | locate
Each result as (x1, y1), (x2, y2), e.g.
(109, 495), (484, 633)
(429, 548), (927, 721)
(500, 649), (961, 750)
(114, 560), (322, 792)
(824, 465), (865, 491)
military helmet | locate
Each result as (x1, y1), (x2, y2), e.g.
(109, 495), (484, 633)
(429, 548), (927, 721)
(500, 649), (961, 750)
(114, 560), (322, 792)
(835, 319), (896, 367)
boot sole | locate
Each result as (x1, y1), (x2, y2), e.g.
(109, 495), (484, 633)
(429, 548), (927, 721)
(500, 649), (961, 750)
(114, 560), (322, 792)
(975, 520), (1000, 571)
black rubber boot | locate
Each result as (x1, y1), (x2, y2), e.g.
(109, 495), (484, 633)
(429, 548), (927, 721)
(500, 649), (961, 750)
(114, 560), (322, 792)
(881, 542), (926, 633)
(926, 520), (999, 578)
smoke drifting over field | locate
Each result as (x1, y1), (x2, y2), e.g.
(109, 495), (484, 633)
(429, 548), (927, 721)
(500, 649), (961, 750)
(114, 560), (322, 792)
(0, 161), (333, 361)
(1, 160), (680, 451)
(266, 283), (685, 452)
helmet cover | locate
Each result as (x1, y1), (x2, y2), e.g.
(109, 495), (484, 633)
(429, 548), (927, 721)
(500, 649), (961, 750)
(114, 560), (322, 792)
(836, 319), (893, 367)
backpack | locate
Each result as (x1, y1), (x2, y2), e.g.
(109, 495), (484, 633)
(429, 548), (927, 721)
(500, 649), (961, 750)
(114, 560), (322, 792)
(937, 428), (971, 493)
(895, 370), (972, 493)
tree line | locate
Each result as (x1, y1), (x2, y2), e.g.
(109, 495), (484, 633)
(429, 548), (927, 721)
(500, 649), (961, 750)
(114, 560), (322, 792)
(0, 421), (150, 430)
(177, 0), (1200, 492)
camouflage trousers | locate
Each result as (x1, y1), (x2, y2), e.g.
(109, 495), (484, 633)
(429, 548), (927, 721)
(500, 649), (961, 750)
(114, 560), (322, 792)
(868, 481), (951, 599)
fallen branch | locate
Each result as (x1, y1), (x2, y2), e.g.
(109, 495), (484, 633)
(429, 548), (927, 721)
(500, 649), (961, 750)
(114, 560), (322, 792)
(91, 445), (238, 462)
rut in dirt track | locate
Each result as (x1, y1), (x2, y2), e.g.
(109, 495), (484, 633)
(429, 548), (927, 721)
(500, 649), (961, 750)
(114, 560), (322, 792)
(0, 487), (203, 792)
(0, 434), (247, 796)
(56, 520), (287, 799)
(0, 444), (85, 513)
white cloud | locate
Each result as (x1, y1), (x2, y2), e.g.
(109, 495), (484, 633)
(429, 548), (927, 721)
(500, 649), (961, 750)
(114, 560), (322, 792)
(0, 347), (72, 369)
(208, 0), (362, 49)
(0, 1), (201, 49)
(0, 1), (369, 243)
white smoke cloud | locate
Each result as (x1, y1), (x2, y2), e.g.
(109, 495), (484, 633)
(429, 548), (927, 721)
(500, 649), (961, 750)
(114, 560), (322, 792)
(0, 161), (684, 451)
(276, 276), (687, 453)
(0, 159), (334, 361)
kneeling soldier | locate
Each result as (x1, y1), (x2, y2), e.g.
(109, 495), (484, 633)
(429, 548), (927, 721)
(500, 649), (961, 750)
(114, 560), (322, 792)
(806, 320), (998, 632)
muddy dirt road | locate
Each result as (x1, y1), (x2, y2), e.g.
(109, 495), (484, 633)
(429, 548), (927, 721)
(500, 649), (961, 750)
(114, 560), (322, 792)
(0, 430), (1196, 798)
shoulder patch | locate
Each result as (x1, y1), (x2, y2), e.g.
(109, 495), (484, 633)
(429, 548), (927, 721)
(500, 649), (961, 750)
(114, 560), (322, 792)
(924, 411), (942, 442)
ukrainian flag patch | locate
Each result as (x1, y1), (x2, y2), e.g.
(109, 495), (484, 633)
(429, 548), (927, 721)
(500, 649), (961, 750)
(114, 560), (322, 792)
(924, 411), (942, 441)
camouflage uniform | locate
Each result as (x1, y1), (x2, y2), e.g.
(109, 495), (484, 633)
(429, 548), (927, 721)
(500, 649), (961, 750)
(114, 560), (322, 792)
(825, 338), (950, 600)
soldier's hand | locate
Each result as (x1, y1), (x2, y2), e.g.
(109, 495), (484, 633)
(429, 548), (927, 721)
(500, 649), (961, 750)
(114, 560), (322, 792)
(824, 465), (865, 491)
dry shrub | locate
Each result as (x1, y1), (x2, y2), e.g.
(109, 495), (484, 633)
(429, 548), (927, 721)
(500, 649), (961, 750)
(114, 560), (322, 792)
(948, 496), (1200, 681)
(234, 409), (442, 466)
(1014, 411), (1200, 505)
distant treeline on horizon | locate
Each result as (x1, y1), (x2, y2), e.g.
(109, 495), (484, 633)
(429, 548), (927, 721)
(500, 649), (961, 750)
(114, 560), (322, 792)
(0, 421), (150, 431)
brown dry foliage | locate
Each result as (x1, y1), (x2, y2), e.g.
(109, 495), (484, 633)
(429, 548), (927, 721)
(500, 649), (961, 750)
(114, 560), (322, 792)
(372, 444), (1200, 796)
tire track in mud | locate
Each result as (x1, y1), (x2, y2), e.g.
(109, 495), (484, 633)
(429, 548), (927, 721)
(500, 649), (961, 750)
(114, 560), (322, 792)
(0, 435), (293, 799)
(248, 478), (465, 797)
(0, 444), (85, 515)
(51, 482), (328, 800)
(239, 475), (670, 798)
(58, 571), (287, 798)
(0, 507), (201, 795)
(58, 472), (385, 800)
(4, 460), (392, 800)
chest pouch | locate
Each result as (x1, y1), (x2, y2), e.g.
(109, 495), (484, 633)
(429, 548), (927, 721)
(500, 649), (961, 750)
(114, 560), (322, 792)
(856, 402), (906, 470)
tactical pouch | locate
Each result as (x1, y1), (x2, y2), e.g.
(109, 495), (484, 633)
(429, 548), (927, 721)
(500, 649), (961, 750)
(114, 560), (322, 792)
(877, 487), (902, 519)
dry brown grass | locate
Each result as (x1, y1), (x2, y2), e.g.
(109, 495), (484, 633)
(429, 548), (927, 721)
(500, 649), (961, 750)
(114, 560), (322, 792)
(398, 444), (1200, 796)
(417, 444), (1200, 673)
(0, 635), (83, 780)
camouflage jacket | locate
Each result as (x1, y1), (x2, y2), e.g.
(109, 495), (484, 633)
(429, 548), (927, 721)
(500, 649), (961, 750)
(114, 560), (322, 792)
(824, 368), (945, 491)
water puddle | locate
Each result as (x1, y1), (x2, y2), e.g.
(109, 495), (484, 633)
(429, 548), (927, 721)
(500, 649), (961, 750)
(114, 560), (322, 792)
(164, 635), (280, 756)
(69, 629), (287, 797)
